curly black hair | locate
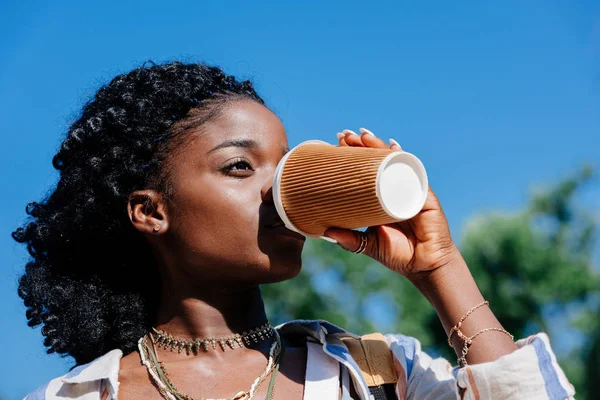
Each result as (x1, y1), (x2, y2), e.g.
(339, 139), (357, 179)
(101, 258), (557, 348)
(12, 61), (265, 366)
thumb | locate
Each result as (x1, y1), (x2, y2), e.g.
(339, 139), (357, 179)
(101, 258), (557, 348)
(323, 228), (369, 254)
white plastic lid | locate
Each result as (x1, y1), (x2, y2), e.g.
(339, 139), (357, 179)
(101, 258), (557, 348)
(376, 151), (428, 220)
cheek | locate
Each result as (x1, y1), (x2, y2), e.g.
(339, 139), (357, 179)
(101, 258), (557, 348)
(203, 190), (259, 242)
(169, 181), (262, 257)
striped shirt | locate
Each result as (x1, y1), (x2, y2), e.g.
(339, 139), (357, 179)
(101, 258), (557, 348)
(24, 319), (575, 400)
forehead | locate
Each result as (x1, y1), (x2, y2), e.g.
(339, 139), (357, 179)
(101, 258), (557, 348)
(194, 100), (287, 151)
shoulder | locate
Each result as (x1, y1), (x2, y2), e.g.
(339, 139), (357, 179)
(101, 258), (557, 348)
(23, 378), (60, 400)
(277, 318), (421, 350)
(383, 333), (425, 377)
(23, 349), (123, 400)
(276, 319), (425, 373)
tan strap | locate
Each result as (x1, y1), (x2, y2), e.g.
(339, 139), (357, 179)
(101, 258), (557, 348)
(342, 333), (399, 386)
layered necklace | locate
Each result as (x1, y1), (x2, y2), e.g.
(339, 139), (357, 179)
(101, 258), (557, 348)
(138, 322), (282, 400)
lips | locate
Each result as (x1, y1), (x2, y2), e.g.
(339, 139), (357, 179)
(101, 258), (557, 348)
(268, 224), (306, 241)
(263, 216), (305, 241)
(264, 220), (285, 229)
(263, 214), (286, 229)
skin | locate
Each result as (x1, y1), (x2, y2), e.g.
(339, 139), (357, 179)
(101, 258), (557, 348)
(117, 100), (517, 400)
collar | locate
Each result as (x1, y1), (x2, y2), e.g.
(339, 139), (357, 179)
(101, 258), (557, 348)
(61, 348), (123, 395)
(276, 319), (360, 342)
(277, 320), (370, 400)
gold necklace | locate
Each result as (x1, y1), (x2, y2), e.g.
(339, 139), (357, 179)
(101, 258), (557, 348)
(138, 329), (281, 400)
(152, 322), (274, 354)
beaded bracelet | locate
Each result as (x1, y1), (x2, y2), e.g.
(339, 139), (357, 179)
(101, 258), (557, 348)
(447, 300), (514, 367)
(447, 301), (489, 346)
(457, 327), (514, 367)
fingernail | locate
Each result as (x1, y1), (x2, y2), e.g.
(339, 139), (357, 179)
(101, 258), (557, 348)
(389, 138), (402, 149)
(336, 132), (345, 140)
(342, 129), (357, 135)
(321, 236), (338, 244)
(359, 128), (375, 136)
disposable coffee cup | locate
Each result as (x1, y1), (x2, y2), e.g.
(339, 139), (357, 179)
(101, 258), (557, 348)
(272, 140), (428, 239)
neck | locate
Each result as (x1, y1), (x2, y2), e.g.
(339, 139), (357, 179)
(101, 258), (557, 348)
(154, 282), (269, 342)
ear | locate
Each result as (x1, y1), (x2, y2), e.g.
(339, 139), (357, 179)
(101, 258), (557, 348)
(127, 190), (169, 235)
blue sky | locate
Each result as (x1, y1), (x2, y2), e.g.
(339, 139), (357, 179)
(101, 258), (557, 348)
(1, 1), (599, 398)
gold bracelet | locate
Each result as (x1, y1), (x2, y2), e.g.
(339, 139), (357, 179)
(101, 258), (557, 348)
(447, 301), (489, 346)
(457, 327), (514, 367)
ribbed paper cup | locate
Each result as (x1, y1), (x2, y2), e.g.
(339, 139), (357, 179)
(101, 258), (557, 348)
(272, 140), (428, 238)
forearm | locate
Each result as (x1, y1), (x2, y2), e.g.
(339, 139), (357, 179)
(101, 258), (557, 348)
(411, 249), (518, 365)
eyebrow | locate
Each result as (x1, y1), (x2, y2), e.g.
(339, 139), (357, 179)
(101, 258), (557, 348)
(207, 139), (259, 154)
(208, 139), (290, 156)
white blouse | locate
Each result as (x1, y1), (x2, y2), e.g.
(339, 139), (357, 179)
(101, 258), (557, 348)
(24, 320), (575, 400)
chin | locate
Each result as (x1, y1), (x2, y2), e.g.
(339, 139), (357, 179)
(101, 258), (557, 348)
(263, 256), (303, 284)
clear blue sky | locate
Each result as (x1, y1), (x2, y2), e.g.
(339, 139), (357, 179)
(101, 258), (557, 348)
(1, 1), (598, 398)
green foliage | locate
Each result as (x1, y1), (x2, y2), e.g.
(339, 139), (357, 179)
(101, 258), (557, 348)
(262, 166), (598, 398)
(585, 321), (600, 397)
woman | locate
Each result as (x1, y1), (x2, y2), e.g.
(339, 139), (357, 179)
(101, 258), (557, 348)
(15, 62), (573, 400)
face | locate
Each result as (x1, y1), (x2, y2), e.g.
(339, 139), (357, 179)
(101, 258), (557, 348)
(156, 100), (305, 286)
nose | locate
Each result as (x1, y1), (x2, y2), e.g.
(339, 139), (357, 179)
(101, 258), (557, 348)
(261, 176), (274, 204)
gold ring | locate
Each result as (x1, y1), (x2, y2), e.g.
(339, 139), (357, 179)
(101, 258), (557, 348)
(352, 231), (368, 254)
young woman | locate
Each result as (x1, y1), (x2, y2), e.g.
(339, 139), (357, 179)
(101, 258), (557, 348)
(15, 62), (573, 399)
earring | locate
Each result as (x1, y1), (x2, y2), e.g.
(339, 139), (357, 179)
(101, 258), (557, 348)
(153, 224), (161, 233)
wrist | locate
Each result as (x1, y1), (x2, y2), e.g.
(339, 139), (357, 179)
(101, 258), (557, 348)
(407, 245), (465, 289)
(402, 249), (519, 364)
(408, 252), (486, 328)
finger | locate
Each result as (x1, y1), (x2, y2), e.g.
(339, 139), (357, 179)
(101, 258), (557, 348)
(359, 128), (389, 149)
(323, 227), (377, 257)
(342, 129), (365, 147)
(422, 186), (443, 212)
(388, 138), (402, 151)
(336, 132), (348, 146)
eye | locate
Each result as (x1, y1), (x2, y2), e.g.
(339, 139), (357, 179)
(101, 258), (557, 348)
(222, 159), (254, 177)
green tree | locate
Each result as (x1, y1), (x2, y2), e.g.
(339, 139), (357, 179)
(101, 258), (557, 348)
(262, 166), (598, 398)
(585, 319), (600, 397)
(450, 166), (599, 399)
